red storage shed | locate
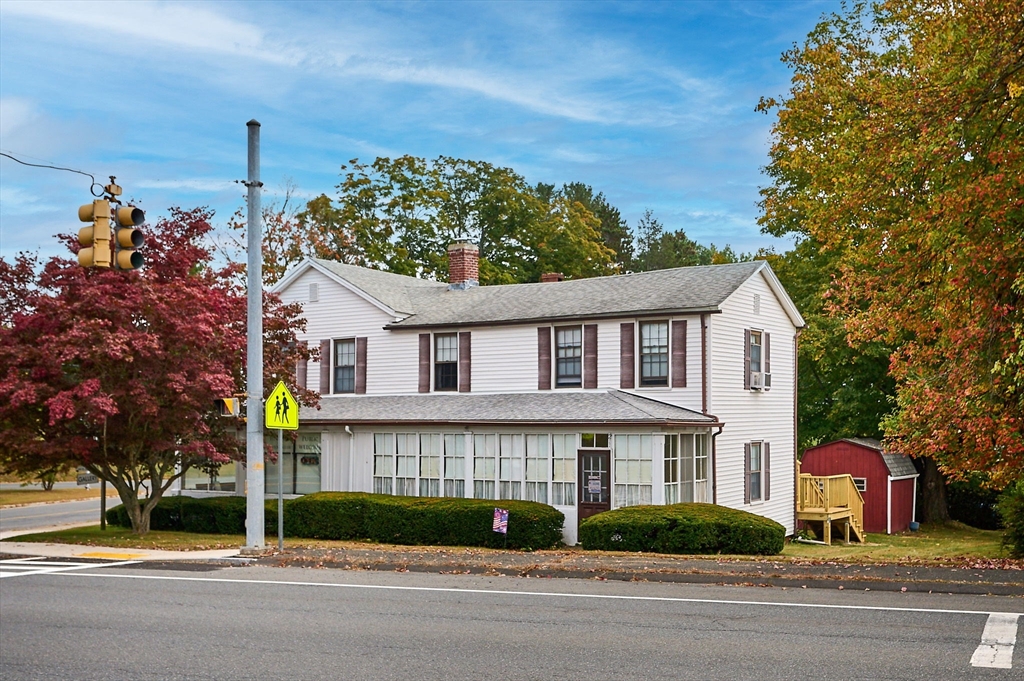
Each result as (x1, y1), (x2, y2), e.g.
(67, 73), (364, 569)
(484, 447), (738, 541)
(800, 438), (919, 534)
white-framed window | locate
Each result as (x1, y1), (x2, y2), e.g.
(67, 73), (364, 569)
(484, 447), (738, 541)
(373, 432), (395, 495)
(748, 441), (763, 502)
(749, 331), (763, 374)
(525, 434), (549, 503)
(551, 434), (576, 505)
(555, 326), (582, 387)
(443, 434), (466, 497)
(419, 434), (441, 498)
(613, 434), (653, 507)
(434, 333), (458, 391)
(639, 322), (669, 387)
(853, 477), (867, 493)
(499, 434), (524, 500)
(580, 433), (609, 448)
(473, 434), (497, 499)
(395, 433), (417, 496)
(333, 339), (356, 394)
(664, 433), (711, 504)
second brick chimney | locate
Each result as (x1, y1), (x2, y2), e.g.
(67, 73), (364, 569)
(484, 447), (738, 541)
(540, 272), (565, 283)
(447, 242), (479, 290)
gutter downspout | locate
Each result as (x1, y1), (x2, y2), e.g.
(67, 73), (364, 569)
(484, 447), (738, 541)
(701, 313), (709, 415)
(793, 328), (801, 534)
(887, 475), (893, 535)
(711, 424), (724, 504)
(345, 426), (354, 492)
(912, 477), (917, 523)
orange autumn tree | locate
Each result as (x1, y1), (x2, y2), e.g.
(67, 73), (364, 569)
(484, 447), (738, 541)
(759, 0), (1024, 487)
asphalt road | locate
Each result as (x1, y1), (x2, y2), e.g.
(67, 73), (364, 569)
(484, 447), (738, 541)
(0, 498), (108, 534)
(1, 559), (1020, 680)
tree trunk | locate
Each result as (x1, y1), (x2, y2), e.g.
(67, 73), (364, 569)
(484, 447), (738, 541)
(916, 456), (950, 523)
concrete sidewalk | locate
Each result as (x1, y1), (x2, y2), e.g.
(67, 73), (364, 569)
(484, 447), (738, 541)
(0, 541), (241, 562)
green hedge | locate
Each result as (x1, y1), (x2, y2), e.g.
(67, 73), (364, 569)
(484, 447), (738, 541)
(106, 495), (279, 534)
(108, 492), (565, 550)
(286, 492), (564, 550)
(578, 503), (785, 555)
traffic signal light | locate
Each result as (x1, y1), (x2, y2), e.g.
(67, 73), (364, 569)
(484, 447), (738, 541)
(78, 199), (112, 268)
(114, 205), (145, 270)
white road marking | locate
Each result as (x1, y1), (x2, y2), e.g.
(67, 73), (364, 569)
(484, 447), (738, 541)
(0, 557), (140, 578)
(971, 613), (1020, 669)
(52, 569), (1024, 619)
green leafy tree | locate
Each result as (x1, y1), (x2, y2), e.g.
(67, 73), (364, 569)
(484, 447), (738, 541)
(758, 0), (1024, 488)
(331, 156), (615, 284)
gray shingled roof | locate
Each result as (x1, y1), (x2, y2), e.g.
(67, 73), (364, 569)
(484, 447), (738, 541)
(833, 438), (919, 478)
(301, 390), (718, 426)
(881, 453), (918, 478)
(312, 258), (764, 327)
(314, 260), (444, 315)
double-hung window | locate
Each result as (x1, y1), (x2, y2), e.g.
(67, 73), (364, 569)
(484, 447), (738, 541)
(748, 442), (763, 502)
(551, 434), (576, 505)
(613, 434), (653, 506)
(395, 433), (417, 496)
(334, 339), (356, 393)
(749, 331), (763, 374)
(524, 434), (549, 504)
(419, 434), (441, 498)
(443, 434), (466, 498)
(434, 334), (458, 391)
(555, 326), (582, 387)
(473, 434), (497, 499)
(664, 433), (710, 504)
(639, 322), (669, 387)
(498, 434), (523, 500)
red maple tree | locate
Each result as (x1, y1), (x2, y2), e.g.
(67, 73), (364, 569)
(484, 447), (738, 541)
(0, 207), (317, 533)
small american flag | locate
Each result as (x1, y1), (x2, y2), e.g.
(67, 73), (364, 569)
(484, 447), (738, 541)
(492, 507), (509, 534)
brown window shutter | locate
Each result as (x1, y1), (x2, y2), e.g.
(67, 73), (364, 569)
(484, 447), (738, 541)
(418, 333), (431, 393)
(319, 339), (331, 394)
(355, 337), (367, 394)
(538, 327), (552, 390)
(764, 332), (771, 374)
(671, 320), (687, 388)
(743, 329), (751, 390)
(620, 322), (635, 389)
(296, 346), (308, 390)
(764, 442), (771, 501)
(583, 324), (598, 389)
(459, 331), (472, 393)
(744, 443), (751, 504)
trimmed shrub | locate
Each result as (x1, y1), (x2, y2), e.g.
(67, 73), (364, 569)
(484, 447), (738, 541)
(578, 503), (785, 555)
(997, 480), (1024, 558)
(106, 495), (278, 534)
(288, 492), (564, 550)
(108, 492), (565, 550)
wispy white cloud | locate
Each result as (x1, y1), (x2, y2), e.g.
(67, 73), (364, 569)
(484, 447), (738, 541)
(135, 178), (238, 192)
(1, 0), (301, 65)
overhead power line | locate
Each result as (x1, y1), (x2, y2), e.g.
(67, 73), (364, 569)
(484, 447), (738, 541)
(0, 151), (104, 196)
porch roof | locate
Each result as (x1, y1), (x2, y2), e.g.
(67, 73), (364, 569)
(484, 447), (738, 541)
(299, 390), (720, 428)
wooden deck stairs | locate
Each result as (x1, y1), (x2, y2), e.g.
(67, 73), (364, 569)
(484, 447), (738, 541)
(796, 473), (866, 545)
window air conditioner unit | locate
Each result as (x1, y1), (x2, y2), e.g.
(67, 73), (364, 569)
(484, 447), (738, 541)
(763, 372), (772, 391)
(750, 372), (763, 390)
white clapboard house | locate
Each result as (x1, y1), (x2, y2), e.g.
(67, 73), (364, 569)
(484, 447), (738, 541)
(271, 243), (805, 544)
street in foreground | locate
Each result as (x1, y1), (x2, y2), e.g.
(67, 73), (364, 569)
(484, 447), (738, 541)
(0, 558), (1019, 680)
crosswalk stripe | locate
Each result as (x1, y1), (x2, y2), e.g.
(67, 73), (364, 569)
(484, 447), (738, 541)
(0, 557), (141, 578)
(971, 613), (1020, 669)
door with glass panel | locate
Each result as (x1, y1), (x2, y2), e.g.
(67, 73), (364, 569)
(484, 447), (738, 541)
(578, 450), (611, 524)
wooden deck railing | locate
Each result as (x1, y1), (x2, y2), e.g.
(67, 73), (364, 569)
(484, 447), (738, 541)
(798, 473), (864, 518)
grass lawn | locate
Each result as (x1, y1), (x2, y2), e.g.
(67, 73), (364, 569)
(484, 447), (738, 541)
(780, 521), (1007, 563)
(0, 488), (121, 507)
(4, 520), (1010, 564)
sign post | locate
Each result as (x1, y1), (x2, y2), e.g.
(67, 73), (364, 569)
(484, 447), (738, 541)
(265, 381), (299, 551)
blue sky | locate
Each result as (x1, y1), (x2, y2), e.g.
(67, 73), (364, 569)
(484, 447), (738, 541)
(0, 0), (838, 264)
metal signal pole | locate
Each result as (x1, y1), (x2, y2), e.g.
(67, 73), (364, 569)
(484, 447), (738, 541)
(245, 120), (265, 549)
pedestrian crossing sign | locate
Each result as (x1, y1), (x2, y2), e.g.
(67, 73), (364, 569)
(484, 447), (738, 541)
(265, 381), (299, 430)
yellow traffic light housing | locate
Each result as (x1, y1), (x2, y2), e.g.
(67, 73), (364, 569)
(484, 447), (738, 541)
(78, 199), (112, 268)
(214, 397), (241, 417)
(114, 205), (145, 270)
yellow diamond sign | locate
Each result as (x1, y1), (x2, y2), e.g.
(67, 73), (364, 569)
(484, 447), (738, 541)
(265, 381), (299, 430)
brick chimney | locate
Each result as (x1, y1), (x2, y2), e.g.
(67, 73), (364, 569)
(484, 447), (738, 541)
(540, 272), (565, 283)
(447, 242), (479, 290)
